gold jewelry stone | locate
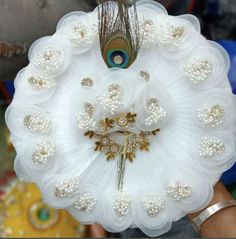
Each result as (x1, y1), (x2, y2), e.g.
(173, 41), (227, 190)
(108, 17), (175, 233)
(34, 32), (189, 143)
(0, 181), (86, 237)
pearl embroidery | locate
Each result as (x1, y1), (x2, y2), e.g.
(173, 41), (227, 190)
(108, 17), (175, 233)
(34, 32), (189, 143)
(69, 22), (93, 46)
(81, 78), (94, 88)
(6, 2), (236, 233)
(97, 84), (122, 115)
(184, 58), (213, 83)
(84, 112), (160, 162)
(113, 192), (131, 217)
(158, 23), (185, 47)
(54, 178), (79, 199)
(75, 192), (97, 213)
(139, 71), (150, 81)
(141, 196), (165, 217)
(140, 19), (156, 46)
(35, 47), (63, 71)
(198, 136), (225, 158)
(32, 139), (55, 165)
(145, 98), (167, 127)
(77, 102), (97, 131)
(166, 181), (192, 201)
(197, 104), (225, 128)
(24, 112), (51, 134)
(28, 72), (56, 89)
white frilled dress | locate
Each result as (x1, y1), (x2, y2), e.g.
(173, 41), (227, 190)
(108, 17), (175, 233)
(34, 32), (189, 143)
(6, 1), (236, 237)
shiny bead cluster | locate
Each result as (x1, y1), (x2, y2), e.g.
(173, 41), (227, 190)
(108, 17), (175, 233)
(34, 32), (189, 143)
(75, 192), (97, 213)
(81, 78), (94, 88)
(24, 112), (51, 134)
(77, 102), (97, 131)
(145, 98), (167, 126)
(197, 104), (225, 128)
(94, 134), (122, 161)
(113, 193), (131, 217)
(97, 84), (122, 115)
(166, 181), (192, 201)
(139, 70), (150, 81)
(141, 196), (165, 217)
(184, 58), (213, 83)
(157, 23), (185, 47)
(116, 114), (130, 128)
(28, 72), (56, 89)
(35, 47), (63, 71)
(113, 55), (123, 65)
(54, 178), (79, 199)
(69, 22), (92, 46)
(32, 139), (55, 165)
(140, 19), (156, 45)
(198, 136), (225, 158)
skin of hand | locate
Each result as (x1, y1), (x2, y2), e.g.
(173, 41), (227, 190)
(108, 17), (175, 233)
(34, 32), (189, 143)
(89, 224), (106, 238)
(188, 181), (236, 238)
(88, 181), (236, 238)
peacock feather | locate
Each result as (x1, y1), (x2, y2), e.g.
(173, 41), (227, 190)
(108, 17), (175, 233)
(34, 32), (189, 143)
(98, 0), (141, 69)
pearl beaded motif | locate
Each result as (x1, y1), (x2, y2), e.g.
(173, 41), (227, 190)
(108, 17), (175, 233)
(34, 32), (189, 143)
(197, 104), (225, 128)
(54, 178), (79, 199)
(24, 112), (51, 134)
(113, 193), (131, 217)
(75, 193), (97, 213)
(140, 19), (157, 46)
(32, 139), (55, 165)
(157, 22), (185, 47)
(145, 98), (167, 127)
(81, 78), (94, 88)
(34, 47), (63, 71)
(69, 22), (93, 46)
(9, 2), (234, 232)
(28, 72), (56, 89)
(139, 70), (150, 81)
(97, 84), (122, 115)
(77, 102), (97, 131)
(141, 196), (165, 217)
(198, 136), (225, 158)
(184, 58), (213, 84)
(166, 181), (192, 201)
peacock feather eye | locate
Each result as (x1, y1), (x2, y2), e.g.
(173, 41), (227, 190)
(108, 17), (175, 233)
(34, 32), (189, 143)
(98, 0), (141, 69)
(107, 50), (129, 68)
(104, 36), (131, 68)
